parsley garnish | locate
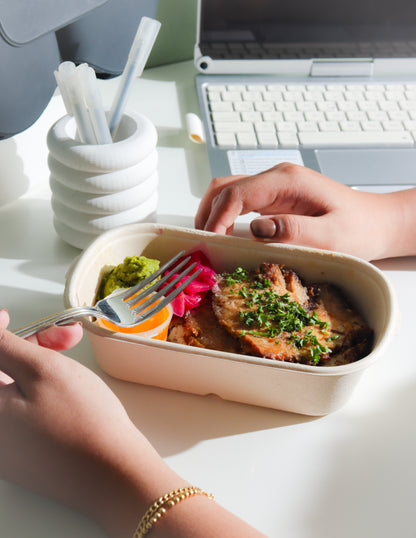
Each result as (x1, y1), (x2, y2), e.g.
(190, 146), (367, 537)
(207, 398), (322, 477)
(223, 266), (334, 365)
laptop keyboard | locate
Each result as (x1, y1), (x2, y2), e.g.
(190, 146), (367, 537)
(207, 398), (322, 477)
(204, 82), (416, 149)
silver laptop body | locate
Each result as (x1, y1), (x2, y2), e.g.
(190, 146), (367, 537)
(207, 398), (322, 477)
(194, 0), (416, 190)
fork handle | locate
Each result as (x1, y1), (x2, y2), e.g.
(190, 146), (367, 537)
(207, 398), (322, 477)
(12, 307), (96, 338)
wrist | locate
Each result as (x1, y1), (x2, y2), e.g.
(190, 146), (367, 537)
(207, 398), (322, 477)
(376, 189), (416, 259)
(79, 427), (189, 538)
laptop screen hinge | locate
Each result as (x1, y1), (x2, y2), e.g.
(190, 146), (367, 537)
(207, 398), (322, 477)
(310, 59), (374, 77)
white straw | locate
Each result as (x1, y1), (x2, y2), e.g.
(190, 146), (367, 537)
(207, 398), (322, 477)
(108, 16), (161, 138)
(54, 70), (73, 116)
(58, 61), (97, 144)
(77, 64), (112, 145)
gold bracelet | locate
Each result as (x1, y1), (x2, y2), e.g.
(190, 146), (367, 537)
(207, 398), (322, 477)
(133, 486), (215, 537)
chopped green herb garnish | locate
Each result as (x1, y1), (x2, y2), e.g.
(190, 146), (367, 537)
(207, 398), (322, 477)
(222, 266), (334, 365)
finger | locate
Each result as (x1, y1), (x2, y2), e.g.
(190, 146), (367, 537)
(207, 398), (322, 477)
(250, 214), (337, 251)
(0, 328), (55, 390)
(0, 311), (13, 385)
(195, 174), (247, 230)
(0, 310), (9, 329)
(27, 323), (83, 351)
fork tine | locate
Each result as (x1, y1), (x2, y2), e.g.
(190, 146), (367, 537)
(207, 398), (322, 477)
(127, 262), (197, 313)
(125, 257), (193, 307)
(134, 268), (203, 323)
(121, 250), (186, 302)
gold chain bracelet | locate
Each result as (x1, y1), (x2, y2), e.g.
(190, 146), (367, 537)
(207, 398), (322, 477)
(133, 486), (215, 537)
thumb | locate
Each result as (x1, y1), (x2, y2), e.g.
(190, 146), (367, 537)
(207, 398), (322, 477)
(250, 214), (334, 250)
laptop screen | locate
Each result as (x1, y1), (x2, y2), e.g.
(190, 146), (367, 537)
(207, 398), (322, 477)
(200, 0), (416, 60)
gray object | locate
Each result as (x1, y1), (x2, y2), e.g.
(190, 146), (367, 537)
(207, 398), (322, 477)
(0, 0), (158, 138)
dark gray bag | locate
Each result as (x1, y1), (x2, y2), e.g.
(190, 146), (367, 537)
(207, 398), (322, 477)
(0, 0), (158, 138)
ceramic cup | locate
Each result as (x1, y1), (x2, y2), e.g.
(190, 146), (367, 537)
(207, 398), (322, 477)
(47, 111), (158, 249)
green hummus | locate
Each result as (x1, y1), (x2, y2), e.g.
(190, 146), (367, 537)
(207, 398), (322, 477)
(99, 255), (160, 299)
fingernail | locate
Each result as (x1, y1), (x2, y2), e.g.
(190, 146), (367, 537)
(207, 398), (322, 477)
(250, 219), (276, 238)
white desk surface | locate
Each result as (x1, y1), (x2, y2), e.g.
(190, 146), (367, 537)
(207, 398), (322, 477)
(1, 60), (416, 538)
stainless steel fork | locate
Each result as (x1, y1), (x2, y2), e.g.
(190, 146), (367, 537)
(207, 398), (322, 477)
(13, 250), (201, 338)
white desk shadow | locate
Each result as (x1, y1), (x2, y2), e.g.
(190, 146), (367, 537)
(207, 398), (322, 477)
(0, 138), (29, 208)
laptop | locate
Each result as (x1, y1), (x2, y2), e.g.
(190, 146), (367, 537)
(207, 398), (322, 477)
(194, 0), (416, 190)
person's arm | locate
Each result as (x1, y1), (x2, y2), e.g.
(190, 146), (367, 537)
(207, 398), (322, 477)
(195, 163), (416, 261)
(0, 310), (264, 538)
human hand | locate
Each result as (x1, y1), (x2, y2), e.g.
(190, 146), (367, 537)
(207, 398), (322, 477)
(0, 310), (181, 537)
(195, 163), (408, 261)
(0, 312), (265, 537)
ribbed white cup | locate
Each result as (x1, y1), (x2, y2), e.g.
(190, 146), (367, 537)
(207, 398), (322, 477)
(48, 111), (158, 249)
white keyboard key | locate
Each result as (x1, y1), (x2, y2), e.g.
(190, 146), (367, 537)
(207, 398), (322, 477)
(346, 110), (367, 121)
(298, 130), (413, 147)
(324, 90), (343, 101)
(211, 111), (241, 122)
(303, 90), (324, 102)
(283, 90), (303, 101)
(275, 121), (297, 132)
(277, 132), (299, 148)
(254, 101), (275, 112)
(296, 121), (318, 131)
(227, 84), (246, 92)
(346, 84), (366, 91)
(286, 84), (303, 92)
(385, 90), (405, 101)
(254, 121), (276, 132)
(318, 121), (340, 132)
(214, 122), (254, 133)
(382, 120), (405, 131)
(242, 90), (262, 101)
(344, 90), (364, 101)
(215, 133), (237, 147)
(399, 100), (416, 111)
(241, 111), (262, 122)
(404, 120), (416, 130)
(337, 100), (358, 111)
(207, 91), (221, 102)
(364, 90), (384, 101)
(266, 84), (287, 92)
(367, 110), (388, 121)
(296, 101), (316, 111)
(207, 84), (227, 92)
(378, 100), (400, 111)
(304, 110), (325, 122)
(247, 84), (267, 92)
(263, 91), (283, 101)
(325, 110), (347, 121)
(360, 120), (383, 131)
(389, 110), (409, 121)
(340, 120), (361, 131)
(283, 111), (305, 122)
(222, 91), (242, 102)
(316, 101), (337, 111)
(233, 101), (254, 112)
(256, 132), (279, 147)
(358, 100), (378, 111)
(210, 101), (233, 112)
(236, 132), (258, 148)
(263, 111), (284, 122)
(274, 101), (296, 112)
(405, 90), (416, 99)
(365, 84), (385, 91)
(306, 84), (326, 91)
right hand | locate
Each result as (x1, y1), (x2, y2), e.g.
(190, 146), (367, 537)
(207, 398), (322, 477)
(195, 163), (403, 261)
